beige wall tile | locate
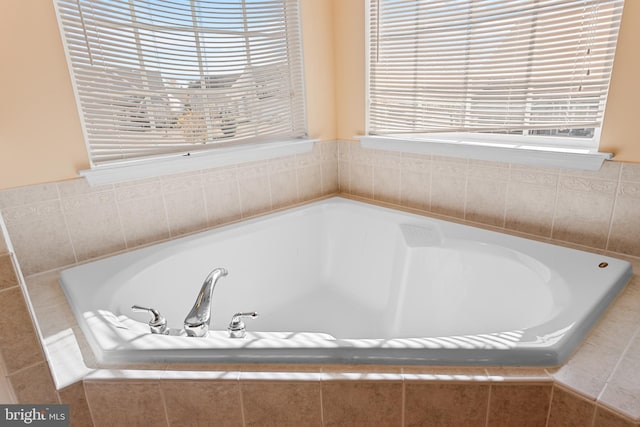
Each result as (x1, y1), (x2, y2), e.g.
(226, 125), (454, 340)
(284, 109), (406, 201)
(505, 181), (557, 237)
(587, 281), (640, 347)
(552, 176), (617, 248)
(487, 384), (552, 427)
(161, 380), (242, 426)
(297, 164), (323, 201)
(0, 351), (16, 404)
(338, 161), (350, 192)
(593, 405), (638, 427)
(373, 166), (401, 204)
(321, 381), (402, 426)
(3, 201), (75, 275)
(465, 178), (507, 227)
(599, 336), (640, 420)
(203, 180), (242, 227)
(238, 176), (272, 218)
(241, 381), (322, 427)
(431, 174), (466, 219)
(57, 381), (93, 427)
(609, 181), (640, 257)
(161, 174), (208, 237)
(400, 170), (430, 211)
(321, 160), (339, 194)
(552, 338), (623, 400)
(84, 381), (168, 427)
(0, 183), (60, 210)
(350, 163), (373, 199)
(270, 170), (299, 210)
(561, 161), (621, 181)
(0, 254), (17, 290)
(115, 179), (169, 248)
(337, 140), (351, 160)
(25, 273), (77, 339)
(118, 195), (169, 249)
(599, 384), (640, 422)
(8, 362), (58, 404)
(620, 162), (640, 183)
(547, 386), (595, 427)
(0, 229), (7, 254)
(405, 382), (489, 427)
(62, 190), (126, 262)
(468, 163), (510, 181)
(57, 179), (113, 198)
(0, 287), (45, 373)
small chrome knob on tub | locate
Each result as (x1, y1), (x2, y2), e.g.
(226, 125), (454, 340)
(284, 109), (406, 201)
(131, 305), (169, 335)
(228, 312), (259, 338)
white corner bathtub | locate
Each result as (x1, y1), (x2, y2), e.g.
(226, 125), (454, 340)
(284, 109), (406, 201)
(60, 197), (633, 366)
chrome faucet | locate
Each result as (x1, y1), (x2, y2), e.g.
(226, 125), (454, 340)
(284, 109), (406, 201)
(183, 267), (228, 337)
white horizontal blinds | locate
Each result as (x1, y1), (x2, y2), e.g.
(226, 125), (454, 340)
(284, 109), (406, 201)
(368, 0), (623, 136)
(56, 0), (305, 165)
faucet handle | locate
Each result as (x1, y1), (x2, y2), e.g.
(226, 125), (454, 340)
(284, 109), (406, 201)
(132, 305), (169, 335)
(228, 311), (259, 338)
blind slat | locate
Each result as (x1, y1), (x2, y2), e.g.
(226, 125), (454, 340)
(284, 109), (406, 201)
(55, 0), (306, 166)
(368, 0), (622, 137)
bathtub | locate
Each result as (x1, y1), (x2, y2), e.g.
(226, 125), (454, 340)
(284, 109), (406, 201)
(60, 197), (632, 366)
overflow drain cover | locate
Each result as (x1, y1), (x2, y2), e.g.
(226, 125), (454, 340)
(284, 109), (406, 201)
(598, 262), (609, 268)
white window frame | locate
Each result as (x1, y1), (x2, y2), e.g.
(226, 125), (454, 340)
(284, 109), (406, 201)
(363, 0), (622, 170)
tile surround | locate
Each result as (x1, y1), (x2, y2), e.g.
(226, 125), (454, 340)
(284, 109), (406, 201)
(338, 140), (640, 259)
(161, 380), (243, 426)
(487, 383), (552, 427)
(404, 382), (489, 426)
(0, 141), (337, 277)
(1, 140), (640, 425)
(84, 381), (168, 427)
(547, 385), (597, 427)
(242, 381), (322, 426)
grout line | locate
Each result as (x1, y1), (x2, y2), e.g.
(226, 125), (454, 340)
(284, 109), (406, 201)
(589, 398), (598, 427)
(158, 178), (173, 238)
(400, 380), (405, 427)
(82, 382), (98, 427)
(462, 160), (469, 222)
(158, 380), (170, 427)
(548, 168), (562, 242)
(112, 188), (129, 251)
(238, 381), (247, 427)
(199, 170), (211, 229)
(319, 380), (325, 427)
(55, 184), (79, 265)
(597, 324), (640, 403)
(484, 383), (492, 427)
(545, 384), (555, 426)
(604, 164), (624, 252)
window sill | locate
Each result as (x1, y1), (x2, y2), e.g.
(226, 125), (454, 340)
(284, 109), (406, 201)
(80, 138), (317, 186)
(359, 135), (613, 171)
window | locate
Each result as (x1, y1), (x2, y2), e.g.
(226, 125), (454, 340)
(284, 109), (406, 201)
(55, 0), (306, 167)
(366, 0), (624, 168)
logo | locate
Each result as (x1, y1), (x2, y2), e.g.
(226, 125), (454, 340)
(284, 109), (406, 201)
(1, 405), (69, 426)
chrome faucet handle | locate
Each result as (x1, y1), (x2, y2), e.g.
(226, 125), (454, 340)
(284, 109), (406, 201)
(228, 312), (259, 338)
(131, 305), (169, 335)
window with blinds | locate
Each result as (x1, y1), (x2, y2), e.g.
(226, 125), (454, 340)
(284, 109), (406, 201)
(368, 0), (623, 150)
(55, 0), (306, 166)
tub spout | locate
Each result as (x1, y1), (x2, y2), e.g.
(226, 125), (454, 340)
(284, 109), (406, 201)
(183, 267), (228, 337)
